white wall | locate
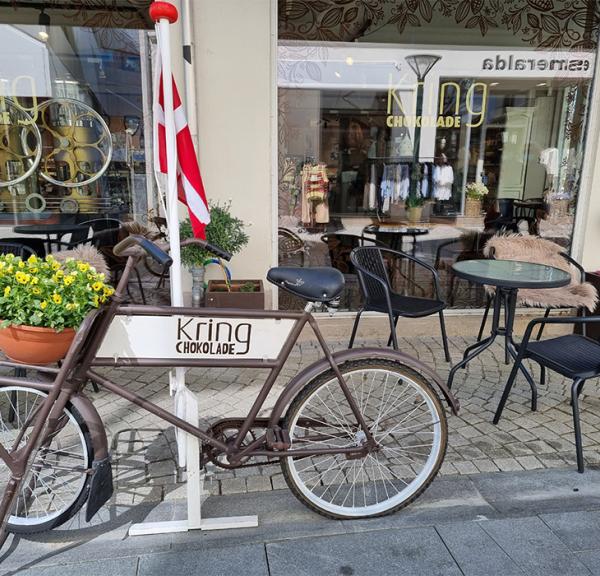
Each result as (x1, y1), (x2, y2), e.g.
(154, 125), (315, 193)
(191, 0), (275, 306)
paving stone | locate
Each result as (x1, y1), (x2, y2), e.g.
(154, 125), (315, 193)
(266, 527), (461, 576)
(493, 458), (524, 472)
(436, 521), (525, 576)
(541, 510), (600, 552)
(516, 455), (544, 470)
(480, 517), (590, 576)
(220, 478), (247, 495)
(246, 476), (273, 492)
(454, 461), (480, 475)
(138, 544), (268, 576)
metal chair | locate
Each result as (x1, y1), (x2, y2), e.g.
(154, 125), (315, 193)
(278, 227), (308, 267)
(0, 237), (46, 257)
(349, 246), (451, 361)
(0, 241), (36, 259)
(493, 315), (600, 473)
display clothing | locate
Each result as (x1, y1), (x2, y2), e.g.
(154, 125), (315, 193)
(301, 162), (330, 225)
(432, 165), (454, 201)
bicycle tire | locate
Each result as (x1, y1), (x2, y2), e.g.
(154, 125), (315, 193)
(280, 359), (447, 519)
(0, 386), (94, 534)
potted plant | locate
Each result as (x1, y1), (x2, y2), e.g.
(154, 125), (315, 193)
(405, 192), (425, 224)
(179, 201), (260, 307)
(464, 182), (489, 217)
(0, 253), (114, 364)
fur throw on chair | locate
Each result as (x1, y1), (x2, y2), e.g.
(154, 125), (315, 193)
(53, 244), (111, 278)
(483, 234), (597, 311)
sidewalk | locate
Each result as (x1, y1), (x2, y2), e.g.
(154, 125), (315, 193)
(3, 467), (600, 575)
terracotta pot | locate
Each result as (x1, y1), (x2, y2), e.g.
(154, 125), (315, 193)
(406, 206), (423, 224)
(465, 197), (482, 218)
(0, 324), (76, 364)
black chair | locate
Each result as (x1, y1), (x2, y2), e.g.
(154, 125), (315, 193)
(0, 241), (36, 259)
(349, 246), (451, 361)
(0, 237), (46, 257)
(493, 315), (600, 473)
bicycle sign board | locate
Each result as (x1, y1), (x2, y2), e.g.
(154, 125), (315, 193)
(96, 314), (297, 361)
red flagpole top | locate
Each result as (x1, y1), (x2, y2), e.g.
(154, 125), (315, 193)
(149, 1), (178, 23)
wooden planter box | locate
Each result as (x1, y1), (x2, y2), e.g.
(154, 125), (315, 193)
(205, 280), (265, 309)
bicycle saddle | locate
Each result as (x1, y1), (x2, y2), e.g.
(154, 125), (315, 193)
(267, 266), (344, 303)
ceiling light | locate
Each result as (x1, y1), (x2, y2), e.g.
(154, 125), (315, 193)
(537, 82), (547, 87)
(490, 82), (499, 86)
(38, 30), (49, 41)
(334, 71), (341, 78)
(345, 56), (354, 66)
(38, 8), (50, 41)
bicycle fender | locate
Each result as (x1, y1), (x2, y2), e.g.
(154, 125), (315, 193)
(0, 380), (109, 461)
(269, 347), (459, 426)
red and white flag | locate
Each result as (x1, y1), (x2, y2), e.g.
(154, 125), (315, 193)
(153, 53), (209, 239)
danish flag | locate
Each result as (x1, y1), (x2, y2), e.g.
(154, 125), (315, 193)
(153, 60), (209, 239)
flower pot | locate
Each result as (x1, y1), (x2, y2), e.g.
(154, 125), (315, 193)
(465, 197), (482, 218)
(406, 206), (423, 224)
(0, 324), (76, 364)
(205, 280), (265, 309)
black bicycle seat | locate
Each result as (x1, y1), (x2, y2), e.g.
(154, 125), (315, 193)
(267, 267), (344, 303)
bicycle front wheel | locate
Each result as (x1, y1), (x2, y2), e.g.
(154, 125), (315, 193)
(0, 386), (93, 533)
(281, 360), (447, 519)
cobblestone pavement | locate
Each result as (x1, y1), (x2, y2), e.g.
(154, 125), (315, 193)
(85, 331), (600, 505)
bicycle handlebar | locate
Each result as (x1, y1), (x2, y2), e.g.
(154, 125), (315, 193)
(180, 238), (232, 261)
(113, 235), (173, 268)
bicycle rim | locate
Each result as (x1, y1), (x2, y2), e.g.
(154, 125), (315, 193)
(0, 386), (90, 528)
(282, 362), (446, 518)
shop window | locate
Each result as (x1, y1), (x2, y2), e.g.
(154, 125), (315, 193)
(0, 1), (154, 226)
(277, 0), (598, 311)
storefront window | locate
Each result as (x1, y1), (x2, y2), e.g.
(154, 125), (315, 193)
(0, 2), (153, 226)
(277, 1), (599, 310)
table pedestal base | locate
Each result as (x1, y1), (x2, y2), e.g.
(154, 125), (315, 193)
(447, 287), (537, 411)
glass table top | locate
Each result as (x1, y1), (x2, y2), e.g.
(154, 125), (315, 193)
(452, 259), (571, 289)
(364, 225), (429, 235)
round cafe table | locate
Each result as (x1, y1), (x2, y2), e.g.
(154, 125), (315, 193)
(13, 223), (84, 254)
(362, 224), (429, 255)
(446, 259), (571, 410)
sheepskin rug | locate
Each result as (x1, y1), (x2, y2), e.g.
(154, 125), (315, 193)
(483, 234), (597, 311)
(53, 244), (111, 278)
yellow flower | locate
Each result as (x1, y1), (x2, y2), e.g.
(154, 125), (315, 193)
(52, 293), (62, 305)
(27, 255), (38, 265)
(31, 276), (38, 285)
(17, 260), (25, 269)
(66, 303), (75, 311)
(51, 261), (60, 271)
(78, 262), (90, 273)
(15, 271), (29, 284)
(6, 265), (13, 274)
(103, 286), (114, 297)
(3, 286), (10, 297)
(64, 276), (74, 287)
(92, 295), (99, 307)
(5, 253), (14, 262)
(92, 281), (103, 292)
(32, 287), (41, 295)
(0, 262), (5, 269)
(40, 301), (48, 310)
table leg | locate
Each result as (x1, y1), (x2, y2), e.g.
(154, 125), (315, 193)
(502, 287), (537, 411)
(447, 291), (503, 390)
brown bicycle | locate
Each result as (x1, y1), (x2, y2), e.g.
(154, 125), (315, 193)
(0, 235), (457, 541)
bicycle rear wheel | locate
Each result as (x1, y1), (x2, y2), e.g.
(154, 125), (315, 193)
(0, 386), (93, 533)
(281, 360), (447, 519)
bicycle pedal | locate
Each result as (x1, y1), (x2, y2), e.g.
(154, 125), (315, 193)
(266, 427), (291, 450)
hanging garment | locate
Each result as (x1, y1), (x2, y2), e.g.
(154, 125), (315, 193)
(539, 148), (559, 176)
(301, 163), (329, 224)
(399, 164), (410, 201)
(433, 165), (454, 201)
(421, 163), (430, 199)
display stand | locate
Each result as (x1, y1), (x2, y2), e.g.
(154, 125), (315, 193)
(128, 1), (257, 536)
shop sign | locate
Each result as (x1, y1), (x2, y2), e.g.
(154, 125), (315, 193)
(96, 315), (296, 361)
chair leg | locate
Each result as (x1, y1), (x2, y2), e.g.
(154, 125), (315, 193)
(387, 312), (399, 350)
(387, 315), (399, 347)
(134, 268), (147, 305)
(540, 365), (546, 387)
(536, 308), (551, 340)
(571, 378), (586, 473)
(348, 309), (363, 349)
(477, 294), (492, 342)
(439, 311), (451, 363)
(493, 360), (521, 425)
